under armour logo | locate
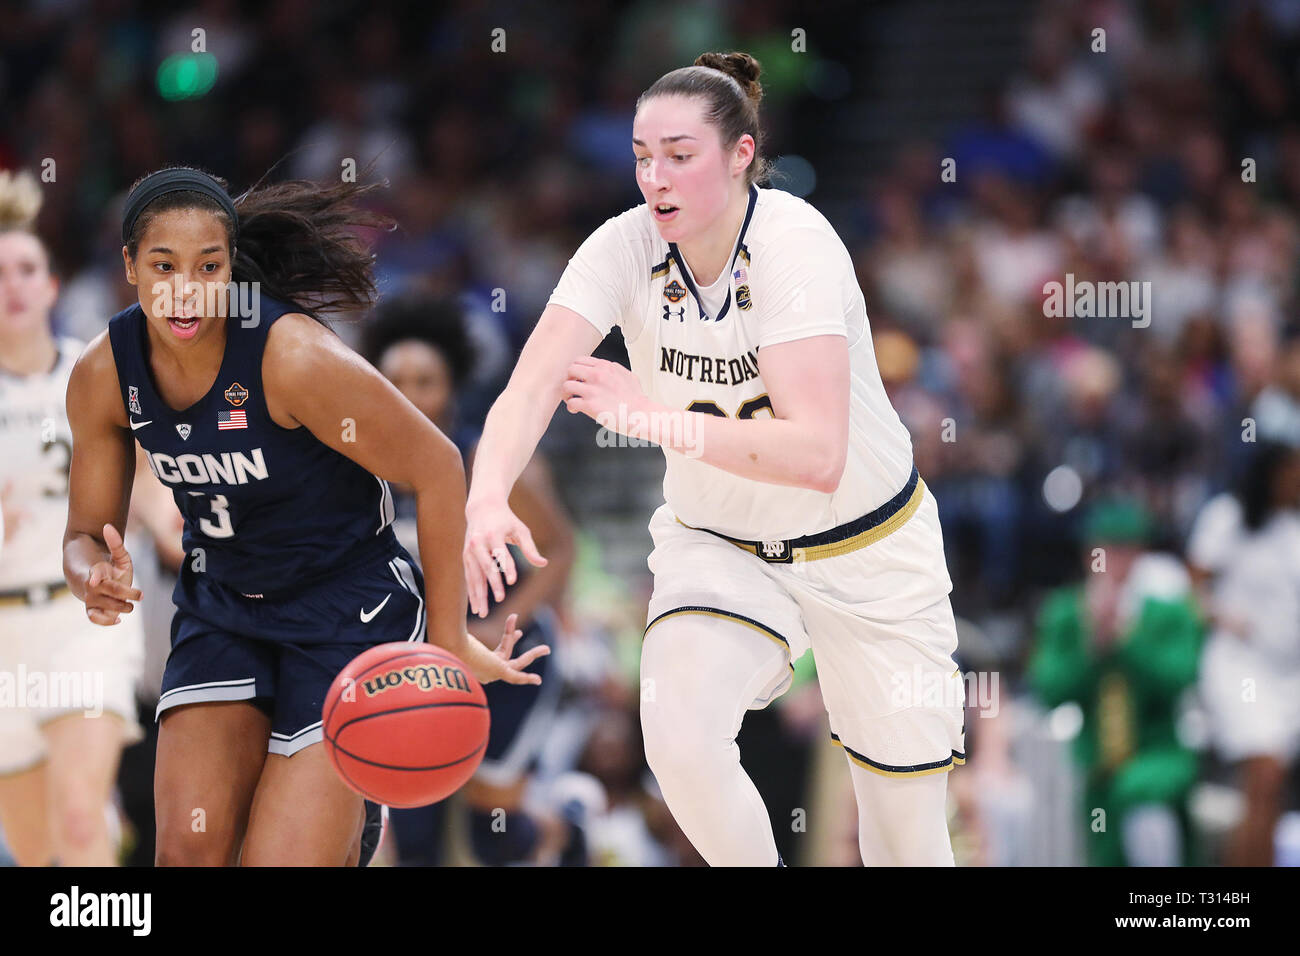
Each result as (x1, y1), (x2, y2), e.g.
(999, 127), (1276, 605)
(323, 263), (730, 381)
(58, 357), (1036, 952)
(663, 304), (686, 322)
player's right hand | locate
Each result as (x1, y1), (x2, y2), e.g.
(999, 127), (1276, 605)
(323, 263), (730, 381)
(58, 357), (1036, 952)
(83, 522), (142, 626)
(463, 498), (547, 618)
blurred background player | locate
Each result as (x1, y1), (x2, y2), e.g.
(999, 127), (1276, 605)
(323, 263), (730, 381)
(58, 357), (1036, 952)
(363, 293), (589, 865)
(1194, 439), (1300, 865)
(0, 169), (144, 865)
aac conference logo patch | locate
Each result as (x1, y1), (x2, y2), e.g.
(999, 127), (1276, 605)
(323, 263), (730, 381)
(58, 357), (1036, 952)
(663, 279), (687, 303)
(224, 382), (249, 406)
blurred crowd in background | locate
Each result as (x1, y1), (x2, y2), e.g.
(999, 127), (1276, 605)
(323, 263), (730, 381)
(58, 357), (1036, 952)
(2, 0), (1300, 865)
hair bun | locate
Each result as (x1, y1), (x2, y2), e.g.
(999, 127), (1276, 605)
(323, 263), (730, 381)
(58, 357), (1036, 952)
(695, 51), (763, 105)
(0, 169), (43, 231)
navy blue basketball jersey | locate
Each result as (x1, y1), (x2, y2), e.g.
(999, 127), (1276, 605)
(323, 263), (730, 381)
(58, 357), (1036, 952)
(107, 292), (398, 597)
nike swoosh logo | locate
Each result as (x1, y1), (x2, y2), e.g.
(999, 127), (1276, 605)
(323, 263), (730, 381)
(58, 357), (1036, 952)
(129, 419), (152, 430)
(360, 593), (391, 623)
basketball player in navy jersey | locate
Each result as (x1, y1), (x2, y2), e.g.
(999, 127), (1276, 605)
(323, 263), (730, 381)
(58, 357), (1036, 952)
(364, 295), (583, 864)
(62, 167), (547, 866)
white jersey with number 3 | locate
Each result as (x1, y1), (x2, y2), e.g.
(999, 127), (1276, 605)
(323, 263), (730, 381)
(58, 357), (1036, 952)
(550, 185), (914, 539)
(0, 337), (81, 590)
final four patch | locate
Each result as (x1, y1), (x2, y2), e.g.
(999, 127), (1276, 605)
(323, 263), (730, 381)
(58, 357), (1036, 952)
(736, 285), (752, 310)
(663, 279), (687, 303)
(223, 382), (249, 406)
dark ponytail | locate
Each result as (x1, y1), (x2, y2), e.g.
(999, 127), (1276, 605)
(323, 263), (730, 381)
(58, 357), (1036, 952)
(123, 164), (394, 318)
(1237, 440), (1298, 530)
(637, 51), (770, 188)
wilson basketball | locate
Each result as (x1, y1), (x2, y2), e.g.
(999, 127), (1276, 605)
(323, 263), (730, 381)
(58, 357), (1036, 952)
(322, 643), (490, 808)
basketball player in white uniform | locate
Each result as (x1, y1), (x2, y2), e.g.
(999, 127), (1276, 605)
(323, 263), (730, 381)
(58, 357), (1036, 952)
(0, 171), (144, 865)
(1190, 440), (1300, 865)
(463, 54), (964, 866)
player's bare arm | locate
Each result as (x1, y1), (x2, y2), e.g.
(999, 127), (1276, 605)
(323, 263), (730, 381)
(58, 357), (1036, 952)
(62, 330), (143, 625)
(563, 332), (850, 492)
(262, 312), (547, 684)
(465, 303), (601, 615)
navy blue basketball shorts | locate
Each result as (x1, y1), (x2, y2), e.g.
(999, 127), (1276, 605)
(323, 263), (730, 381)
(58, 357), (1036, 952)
(157, 548), (427, 757)
(474, 607), (562, 787)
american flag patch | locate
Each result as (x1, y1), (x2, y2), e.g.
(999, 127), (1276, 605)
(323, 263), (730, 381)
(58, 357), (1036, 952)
(733, 266), (748, 284)
(217, 409), (248, 430)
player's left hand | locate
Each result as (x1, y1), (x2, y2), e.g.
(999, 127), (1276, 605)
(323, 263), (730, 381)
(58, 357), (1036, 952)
(562, 356), (650, 434)
(466, 612), (551, 685)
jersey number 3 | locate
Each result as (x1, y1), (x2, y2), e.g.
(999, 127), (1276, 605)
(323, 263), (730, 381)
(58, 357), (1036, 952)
(187, 492), (235, 539)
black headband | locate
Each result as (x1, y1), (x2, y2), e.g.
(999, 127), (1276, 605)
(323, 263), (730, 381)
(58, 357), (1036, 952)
(121, 168), (239, 247)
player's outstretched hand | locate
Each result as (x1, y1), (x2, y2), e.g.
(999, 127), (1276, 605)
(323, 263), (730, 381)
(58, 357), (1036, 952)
(465, 613), (550, 685)
(464, 498), (547, 618)
(82, 522), (142, 626)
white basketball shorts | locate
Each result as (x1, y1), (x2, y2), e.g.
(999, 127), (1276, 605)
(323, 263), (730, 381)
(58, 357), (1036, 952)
(0, 589), (144, 775)
(1199, 631), (1300, 763)
(644, 476), (966, 777)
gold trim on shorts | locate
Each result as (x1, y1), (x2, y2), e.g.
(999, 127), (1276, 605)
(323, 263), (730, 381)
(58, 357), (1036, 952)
(830, 732), (966, 777)
(0, 582), (72, 608)
(675, 475), (926, 563)
(644, 607), (795, 676)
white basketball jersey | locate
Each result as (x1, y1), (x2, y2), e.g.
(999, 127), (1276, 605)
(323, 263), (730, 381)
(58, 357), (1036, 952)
(0, 337), (82, 590)
(550, 186), (914, 539)
(1212, 510), (1300, 665)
